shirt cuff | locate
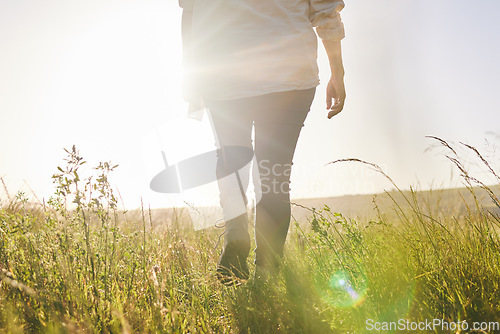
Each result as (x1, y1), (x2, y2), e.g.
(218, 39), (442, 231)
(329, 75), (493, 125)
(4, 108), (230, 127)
(179, 0), (194, 10)
(309, 1), (345, 41)
(316, 19), (345, 41)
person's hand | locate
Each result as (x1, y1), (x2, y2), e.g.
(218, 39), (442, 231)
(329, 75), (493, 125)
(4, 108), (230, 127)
(326, 75), (346, 119)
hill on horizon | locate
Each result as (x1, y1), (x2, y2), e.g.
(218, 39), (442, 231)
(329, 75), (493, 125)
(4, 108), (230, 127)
(138, 184), (500, 230)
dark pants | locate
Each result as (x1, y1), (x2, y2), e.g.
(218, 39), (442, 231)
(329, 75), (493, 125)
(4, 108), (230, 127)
(206, 88), (316, 267)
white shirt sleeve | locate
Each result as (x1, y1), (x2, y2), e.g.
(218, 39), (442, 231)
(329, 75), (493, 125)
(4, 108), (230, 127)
(179, 0), (194, 10)
(309, 0), (345, 41)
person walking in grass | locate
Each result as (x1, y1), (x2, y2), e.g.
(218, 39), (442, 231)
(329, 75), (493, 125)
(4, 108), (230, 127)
(179, 0), (346, 284)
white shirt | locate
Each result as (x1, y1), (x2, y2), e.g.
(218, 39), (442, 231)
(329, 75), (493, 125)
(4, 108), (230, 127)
(179, 0), (345, 103)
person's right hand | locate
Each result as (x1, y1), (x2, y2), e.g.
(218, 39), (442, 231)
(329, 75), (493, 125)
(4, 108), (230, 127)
(326, 75), (346, 119)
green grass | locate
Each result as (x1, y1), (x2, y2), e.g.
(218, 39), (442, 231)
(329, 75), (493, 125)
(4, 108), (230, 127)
(1, 140), (500, 333)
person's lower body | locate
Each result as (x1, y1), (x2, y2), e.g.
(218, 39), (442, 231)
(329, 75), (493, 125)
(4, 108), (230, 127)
(206, 88), (316, 282)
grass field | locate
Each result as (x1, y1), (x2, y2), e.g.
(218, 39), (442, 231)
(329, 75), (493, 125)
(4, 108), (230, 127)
(1, 140), (500, 333)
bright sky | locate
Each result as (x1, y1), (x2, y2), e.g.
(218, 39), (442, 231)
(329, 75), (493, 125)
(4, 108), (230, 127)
(1, 0), (500, 210)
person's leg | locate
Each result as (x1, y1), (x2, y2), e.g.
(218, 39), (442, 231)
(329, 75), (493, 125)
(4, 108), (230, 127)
(206, 88), (315, 279)
(252, 88), (316, 269)
(206, 100), (254, 281)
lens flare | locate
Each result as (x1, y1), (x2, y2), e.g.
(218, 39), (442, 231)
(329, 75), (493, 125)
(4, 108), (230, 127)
(313, 253), (416, 333)
(316, 269), (368, 308)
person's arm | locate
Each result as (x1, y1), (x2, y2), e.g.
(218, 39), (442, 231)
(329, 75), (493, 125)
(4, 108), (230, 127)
(309, 0), (346, 118)
(181, 9), (192, 61)
(180, 1), (204, 117)
(180, 0), (194, 56)
(181, 7), (195, 103)
(323, 40), (345, 118)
